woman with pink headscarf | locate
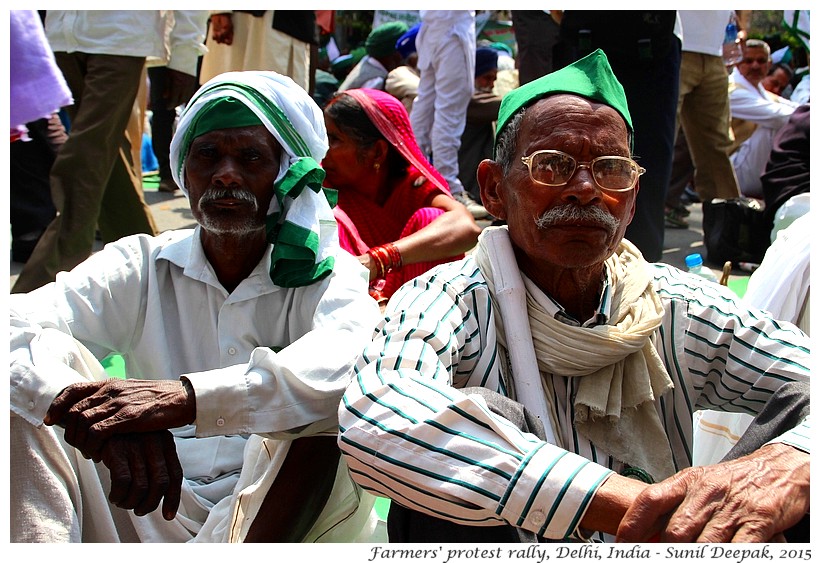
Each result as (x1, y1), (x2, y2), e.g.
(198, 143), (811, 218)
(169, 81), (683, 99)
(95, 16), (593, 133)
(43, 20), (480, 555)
(322, 88), (480, 303)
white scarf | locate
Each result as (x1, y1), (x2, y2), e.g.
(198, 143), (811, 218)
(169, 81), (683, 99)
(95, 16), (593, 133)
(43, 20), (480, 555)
(473, 226), (676, 482)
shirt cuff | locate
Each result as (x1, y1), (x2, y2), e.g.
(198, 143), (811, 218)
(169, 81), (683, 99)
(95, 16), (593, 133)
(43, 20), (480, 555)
(183, 364), (250, 436)
(496, 442), (614, 540)
(766, 415), (811, 453)
(10, 360), (88, 426)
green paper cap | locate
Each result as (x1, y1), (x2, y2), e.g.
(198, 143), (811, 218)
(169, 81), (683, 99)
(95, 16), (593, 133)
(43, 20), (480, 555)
(494, 49), (632, 156)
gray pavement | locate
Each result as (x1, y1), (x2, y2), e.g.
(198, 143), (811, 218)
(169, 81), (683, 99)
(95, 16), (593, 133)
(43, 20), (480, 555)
(10, 184), (750, 293)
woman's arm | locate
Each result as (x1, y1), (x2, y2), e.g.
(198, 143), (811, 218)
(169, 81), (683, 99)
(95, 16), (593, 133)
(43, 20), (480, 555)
(389, 193), (481, 267)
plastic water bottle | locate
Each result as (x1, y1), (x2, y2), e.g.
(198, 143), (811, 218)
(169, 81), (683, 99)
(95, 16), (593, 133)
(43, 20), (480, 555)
(685, 253), (720, 284)
(722, 14), (743, 66)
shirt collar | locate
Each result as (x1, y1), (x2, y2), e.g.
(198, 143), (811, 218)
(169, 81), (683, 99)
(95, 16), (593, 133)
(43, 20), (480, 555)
(156, 227), (280, 300)
(522, 267), (612, 328)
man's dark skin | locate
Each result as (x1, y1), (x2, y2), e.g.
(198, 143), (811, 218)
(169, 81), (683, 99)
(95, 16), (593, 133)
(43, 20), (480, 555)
(43, 124), (341, 540)
(477, 94), (809, 542)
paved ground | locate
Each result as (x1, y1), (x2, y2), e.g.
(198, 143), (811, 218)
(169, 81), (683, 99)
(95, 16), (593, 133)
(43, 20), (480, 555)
(9, 181), (750, 292)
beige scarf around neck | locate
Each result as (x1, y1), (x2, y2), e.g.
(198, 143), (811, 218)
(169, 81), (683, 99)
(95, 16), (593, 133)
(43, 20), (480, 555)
(473, 226), (676, 482)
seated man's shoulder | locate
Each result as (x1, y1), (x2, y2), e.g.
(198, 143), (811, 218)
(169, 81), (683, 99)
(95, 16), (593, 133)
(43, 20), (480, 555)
(649, 262), (742, 308)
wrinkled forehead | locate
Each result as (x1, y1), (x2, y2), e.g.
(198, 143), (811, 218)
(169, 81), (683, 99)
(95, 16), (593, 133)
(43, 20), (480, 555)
(526, 95), (630, 140)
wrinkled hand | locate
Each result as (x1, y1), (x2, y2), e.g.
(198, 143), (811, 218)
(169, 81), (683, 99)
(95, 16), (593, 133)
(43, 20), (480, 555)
(100, 430), (183, 520)
(616, 443), (810, 543)
(209, 13), (233, 45)
(164, 69), (197, 110)
(44, 379), (196, 462)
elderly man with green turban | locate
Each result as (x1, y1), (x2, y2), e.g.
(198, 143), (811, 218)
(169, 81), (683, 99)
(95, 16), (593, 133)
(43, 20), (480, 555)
(338, 49), (810, 543)
(338, 21), (408, 92)
(10, 71), (382, 542)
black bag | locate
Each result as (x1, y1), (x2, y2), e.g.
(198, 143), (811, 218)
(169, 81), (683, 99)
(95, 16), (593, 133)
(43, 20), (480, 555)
(702, 198), (770, 265)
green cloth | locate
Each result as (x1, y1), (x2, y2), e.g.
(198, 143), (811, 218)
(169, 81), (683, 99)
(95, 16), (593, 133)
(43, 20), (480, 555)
(365, 21), (408, 57)
(188, 97), (263, 141)
(494, 49), (633, 156)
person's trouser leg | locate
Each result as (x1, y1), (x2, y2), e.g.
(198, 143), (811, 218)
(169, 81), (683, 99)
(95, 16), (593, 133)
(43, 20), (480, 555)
(148, 66), (176, 183)
(719, 381), (810, 542)
(621, 40), (681, 262)
(409, 67), (436, 159)
(665, 128), (695, 209)
(13, 53), (154, 293)
(428, 35), (474, 194)
(679, 53), (740, 202)
(511, 11), (560, 85)
(10, 116), (61, 261)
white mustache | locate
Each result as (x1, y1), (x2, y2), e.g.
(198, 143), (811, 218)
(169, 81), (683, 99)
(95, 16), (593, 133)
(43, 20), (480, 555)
(198, 187), (258, 209)
(535, 204), (620, 235)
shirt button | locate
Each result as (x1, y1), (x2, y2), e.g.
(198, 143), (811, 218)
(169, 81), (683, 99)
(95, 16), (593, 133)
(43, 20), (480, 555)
(28, 401), (35, 410)
(529, 510), (546, 525)
(216, 417), (225, 427)
(228, 347), (236, 355)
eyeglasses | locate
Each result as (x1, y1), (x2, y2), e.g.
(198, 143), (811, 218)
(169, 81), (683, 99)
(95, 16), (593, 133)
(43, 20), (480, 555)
(520, 150), (645, 193)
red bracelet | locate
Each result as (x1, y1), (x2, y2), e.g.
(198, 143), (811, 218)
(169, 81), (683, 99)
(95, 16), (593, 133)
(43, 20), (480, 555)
(367, 247), (386, 278)
(382, 242), (402, 272)
(367, 243), (402, 279)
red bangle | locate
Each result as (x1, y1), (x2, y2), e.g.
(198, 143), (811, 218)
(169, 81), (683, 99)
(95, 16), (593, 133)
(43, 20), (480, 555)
(367, 243), (402, 279)
(383, 242), (402, 272)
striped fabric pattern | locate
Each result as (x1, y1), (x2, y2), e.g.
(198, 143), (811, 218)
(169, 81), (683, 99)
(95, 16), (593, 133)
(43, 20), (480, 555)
(338, 256), (811, 541)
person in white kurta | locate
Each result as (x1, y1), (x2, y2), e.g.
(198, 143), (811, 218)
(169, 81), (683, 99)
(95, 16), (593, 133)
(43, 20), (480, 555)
(728, 40), (798, 199)
(9, 71), (382, 543)
(409, 11), (489, 219)
(692, 211), (811, 466)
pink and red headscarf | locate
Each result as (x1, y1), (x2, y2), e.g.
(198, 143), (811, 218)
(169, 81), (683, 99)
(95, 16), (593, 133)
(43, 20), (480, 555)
(334, 88), (449, 193)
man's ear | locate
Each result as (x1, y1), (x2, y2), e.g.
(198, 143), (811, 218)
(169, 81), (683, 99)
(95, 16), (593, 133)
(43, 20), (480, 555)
(477, 159), (506, 220)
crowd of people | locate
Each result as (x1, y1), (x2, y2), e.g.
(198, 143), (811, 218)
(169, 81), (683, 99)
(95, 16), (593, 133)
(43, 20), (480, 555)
(9, 9), (811, 545)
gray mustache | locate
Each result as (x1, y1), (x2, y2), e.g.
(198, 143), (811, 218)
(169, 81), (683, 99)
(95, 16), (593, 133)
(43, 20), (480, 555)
(198, 187), (258, 208)
(535, 204), (620, 235)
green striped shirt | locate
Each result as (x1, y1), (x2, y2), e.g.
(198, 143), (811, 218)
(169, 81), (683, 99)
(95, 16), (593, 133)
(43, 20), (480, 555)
(338, 256), (810, 541)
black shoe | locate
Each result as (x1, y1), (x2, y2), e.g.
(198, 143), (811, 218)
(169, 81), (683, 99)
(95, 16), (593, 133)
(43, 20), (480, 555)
(681, 186), (701, 204)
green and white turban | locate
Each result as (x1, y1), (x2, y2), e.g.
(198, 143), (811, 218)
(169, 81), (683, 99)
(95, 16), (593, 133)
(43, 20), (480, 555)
(170, 71), (338, 288)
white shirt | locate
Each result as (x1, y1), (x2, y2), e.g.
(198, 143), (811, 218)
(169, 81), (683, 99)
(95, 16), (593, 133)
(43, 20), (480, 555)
(10, 227), (379, 453)
(729, 67), (798, 197)
(679, 10), (734, 56)
(45, 10), (207, 75)
(416, 10), (475, 71)
(10, 228), (383, 541)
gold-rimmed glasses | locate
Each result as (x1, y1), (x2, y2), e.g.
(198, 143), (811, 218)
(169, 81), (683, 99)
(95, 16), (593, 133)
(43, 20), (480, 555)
(520, 149), (645, 193)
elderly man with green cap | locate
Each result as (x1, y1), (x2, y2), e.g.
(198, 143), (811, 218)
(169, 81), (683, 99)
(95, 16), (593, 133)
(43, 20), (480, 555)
(338, 21), (408, 92)
(10, 71), (383, 542)
(338, 49), (810, 543)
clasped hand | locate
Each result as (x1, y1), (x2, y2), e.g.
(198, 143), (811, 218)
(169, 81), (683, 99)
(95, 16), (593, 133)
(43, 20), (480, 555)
(44, 379), (196, 520)
(102, 430), (183, 520)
